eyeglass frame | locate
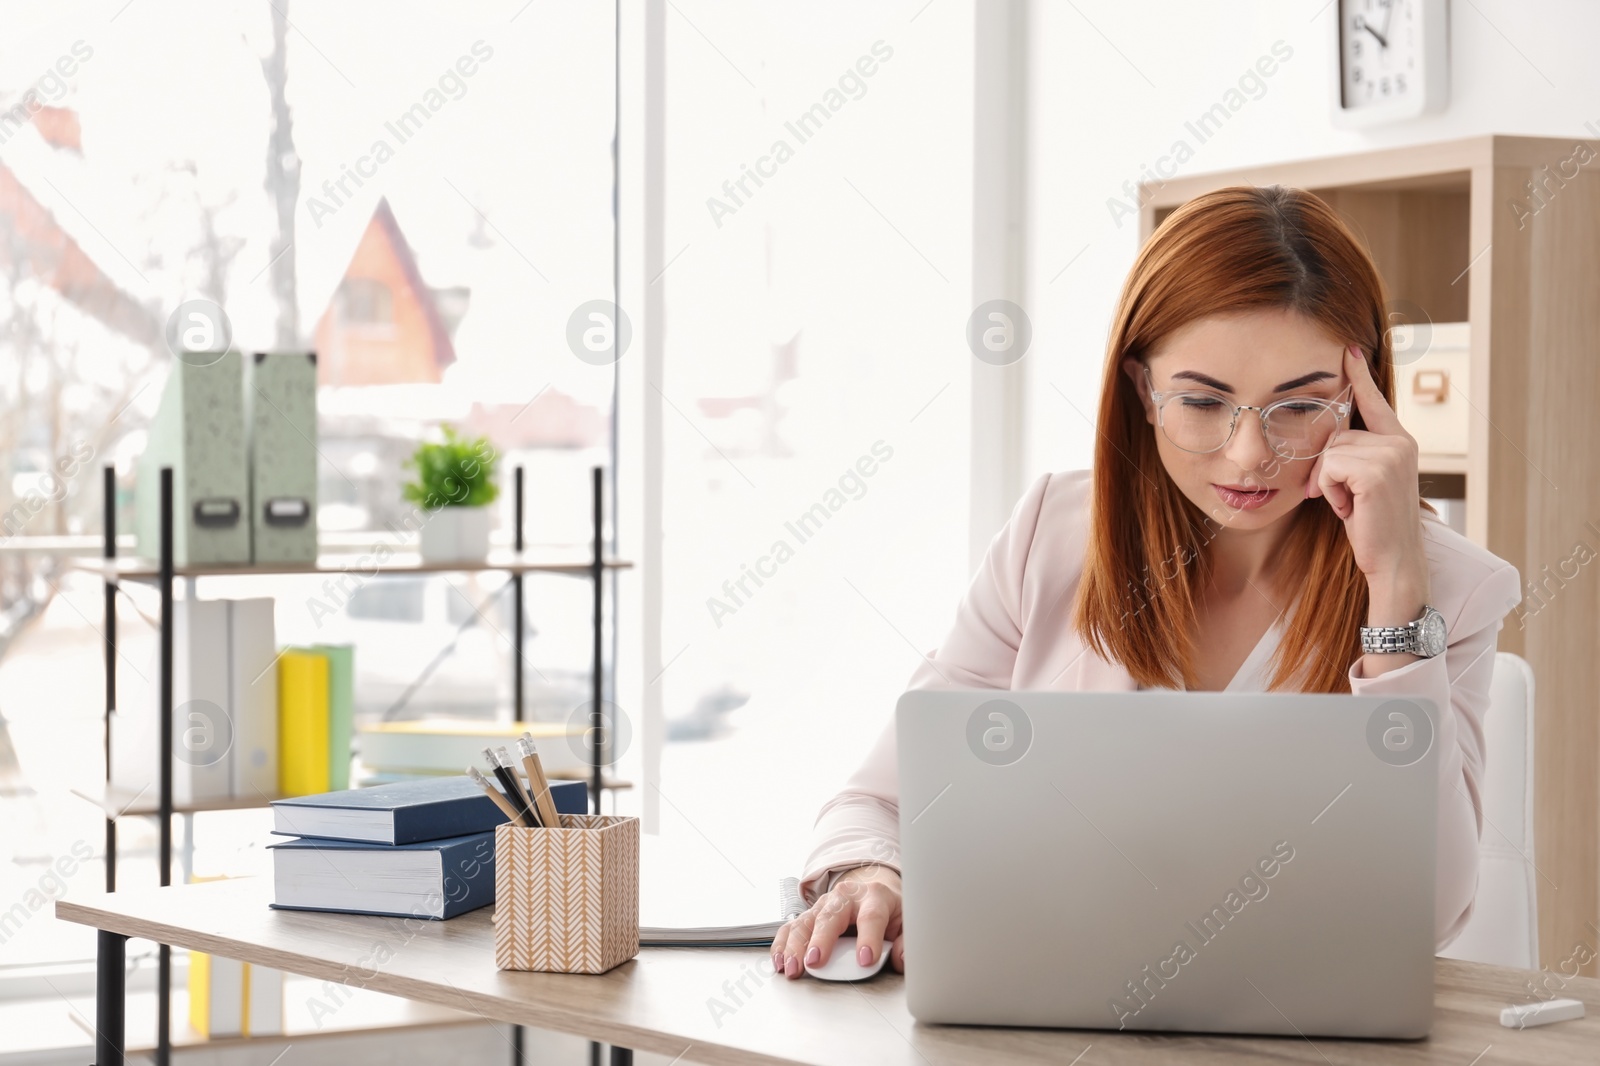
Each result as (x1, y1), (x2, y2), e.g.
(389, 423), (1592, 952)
(1140, 364), (1355, 459)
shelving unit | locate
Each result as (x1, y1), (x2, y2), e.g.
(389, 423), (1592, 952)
(63, 976), (482, 1056)
(1140, 134), (1600, 975)
(90, 462), (632, 1065)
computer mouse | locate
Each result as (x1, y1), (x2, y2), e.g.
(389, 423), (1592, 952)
(807, 937), (893, 982)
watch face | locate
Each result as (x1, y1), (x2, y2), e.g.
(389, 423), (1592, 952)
(1421, 608), (1447, 657)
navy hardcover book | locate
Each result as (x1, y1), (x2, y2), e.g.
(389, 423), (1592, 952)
(270, 775), (588, 844)
(268, 831), (497, 919)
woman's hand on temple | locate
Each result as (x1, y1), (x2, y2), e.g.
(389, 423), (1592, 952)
(1305, 345), (1430, 592)
(770, 864), (905, 979)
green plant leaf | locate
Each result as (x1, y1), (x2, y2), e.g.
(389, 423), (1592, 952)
(402, 425), (501, 509)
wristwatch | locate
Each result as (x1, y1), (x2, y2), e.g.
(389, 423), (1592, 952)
(1360, 604), (1447, 657)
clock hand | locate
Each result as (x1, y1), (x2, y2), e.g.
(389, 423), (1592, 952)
(1363, 22), (1389, 48)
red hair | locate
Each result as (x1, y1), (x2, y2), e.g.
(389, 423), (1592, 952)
(1071, 185), (1436, 692)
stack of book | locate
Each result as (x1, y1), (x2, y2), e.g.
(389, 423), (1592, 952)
(354, 718), (585, 784)
(266, 775), (587, 919)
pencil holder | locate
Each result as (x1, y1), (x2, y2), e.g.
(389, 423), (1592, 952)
(493, 815), (640, 974)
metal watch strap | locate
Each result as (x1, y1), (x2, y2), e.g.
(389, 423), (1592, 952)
(1361, 603), (1445, 656)
(1361, 622), (1419, 654)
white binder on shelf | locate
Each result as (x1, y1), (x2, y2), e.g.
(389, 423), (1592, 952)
(228, 598), (278, 798)
(112, 598), (234, 805)
(245, 964), (284, 1034)
(191, 953), (245, 1038)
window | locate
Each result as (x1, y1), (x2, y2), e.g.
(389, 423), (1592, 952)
(0, 1), (617, 1023)
(637, 0), (977, 882)
(338, 278), (394, 325)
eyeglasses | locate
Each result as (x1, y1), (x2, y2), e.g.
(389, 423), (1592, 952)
(1142, 365), (1353, 460)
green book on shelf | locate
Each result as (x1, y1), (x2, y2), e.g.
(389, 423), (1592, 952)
(313, 643), (355, 791)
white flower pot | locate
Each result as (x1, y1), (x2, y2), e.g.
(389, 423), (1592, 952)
(418, 505), (491, 563)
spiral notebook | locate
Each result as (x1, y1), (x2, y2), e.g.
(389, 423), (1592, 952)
(639, 877), (803, 947)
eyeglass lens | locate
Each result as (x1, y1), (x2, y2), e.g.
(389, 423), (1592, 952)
(1158, 394), (1344, 459)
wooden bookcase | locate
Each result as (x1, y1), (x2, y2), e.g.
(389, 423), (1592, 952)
(1140, 134), (1600, 975)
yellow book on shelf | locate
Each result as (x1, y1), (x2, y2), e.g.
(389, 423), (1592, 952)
(278, 649), (330, 796)
(188, 947), (212, 1035)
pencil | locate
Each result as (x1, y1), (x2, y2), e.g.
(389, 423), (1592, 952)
(517, 733), (562, 828)
(515, 733), (560, 828)
(495, 745), (538, 816)
(482, 747), (539, 827)
(467, 766), (526, 826)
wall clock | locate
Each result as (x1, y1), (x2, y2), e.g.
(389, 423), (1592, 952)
(1333, 0), (1450, 126)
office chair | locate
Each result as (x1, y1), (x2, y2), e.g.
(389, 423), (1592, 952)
(1439, 652), (1540, 970)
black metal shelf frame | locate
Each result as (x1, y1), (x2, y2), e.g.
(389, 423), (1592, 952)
(95, 462), (616, 1066)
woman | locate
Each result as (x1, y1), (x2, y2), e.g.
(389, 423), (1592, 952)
(772, 185), (1523, 980)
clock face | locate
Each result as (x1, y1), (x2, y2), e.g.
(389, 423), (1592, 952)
(1340, 0), (1420, 110)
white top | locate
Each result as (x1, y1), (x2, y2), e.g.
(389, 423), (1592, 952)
(1138, 614), (1286, 693)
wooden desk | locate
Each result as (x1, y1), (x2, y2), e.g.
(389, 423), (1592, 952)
(58, 879), (1599, 1065)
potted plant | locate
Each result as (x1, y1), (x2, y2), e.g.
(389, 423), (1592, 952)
(403, 426), (500, 562)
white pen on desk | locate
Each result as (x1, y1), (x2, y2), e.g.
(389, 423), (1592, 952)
(1500, 997), (1585, 1029)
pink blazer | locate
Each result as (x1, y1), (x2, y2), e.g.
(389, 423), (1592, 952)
(801, 469), (1524, 951)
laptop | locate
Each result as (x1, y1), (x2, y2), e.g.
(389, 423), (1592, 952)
(896, 689), (1439, 1039)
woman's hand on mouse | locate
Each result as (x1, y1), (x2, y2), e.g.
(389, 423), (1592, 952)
(771, 864), (904, 979)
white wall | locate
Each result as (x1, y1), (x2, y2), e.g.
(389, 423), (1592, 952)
(1024, 0), (1600, 483)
